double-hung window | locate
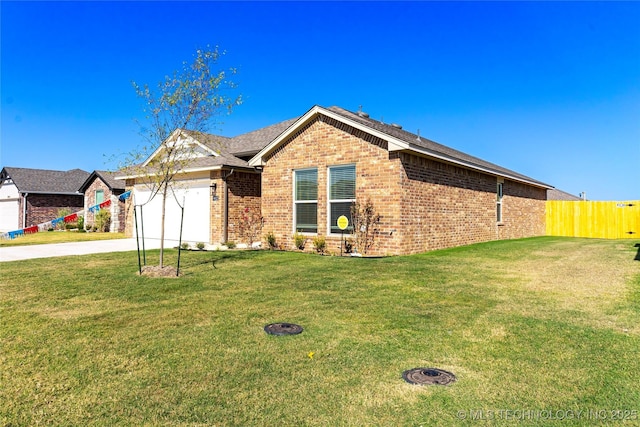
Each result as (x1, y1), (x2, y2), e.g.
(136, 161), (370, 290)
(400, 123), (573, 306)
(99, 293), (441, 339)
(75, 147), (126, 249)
(496, 181), (504, 223)
(328, 165), (356, 234)
(294, 168), (318, 233)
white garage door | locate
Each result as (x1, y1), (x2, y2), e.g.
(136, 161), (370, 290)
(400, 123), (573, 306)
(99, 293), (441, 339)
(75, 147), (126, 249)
(133, 180), (210, 244)
(0, 199), (19, 232)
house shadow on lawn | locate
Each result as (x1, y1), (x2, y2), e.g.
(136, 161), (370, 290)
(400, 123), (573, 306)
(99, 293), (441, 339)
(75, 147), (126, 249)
(635, 243), (640, 261)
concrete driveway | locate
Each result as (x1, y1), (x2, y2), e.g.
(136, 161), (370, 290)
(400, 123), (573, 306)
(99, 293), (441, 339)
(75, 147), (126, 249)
(0, 238), (164, 262)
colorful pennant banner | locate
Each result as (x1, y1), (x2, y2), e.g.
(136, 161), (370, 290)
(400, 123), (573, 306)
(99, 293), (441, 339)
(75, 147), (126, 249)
(1, 209), (84, 240)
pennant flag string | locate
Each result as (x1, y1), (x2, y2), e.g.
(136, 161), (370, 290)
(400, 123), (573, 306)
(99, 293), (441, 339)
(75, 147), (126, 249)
(1, 209), (83, 240)
(119, 190), (131, 202)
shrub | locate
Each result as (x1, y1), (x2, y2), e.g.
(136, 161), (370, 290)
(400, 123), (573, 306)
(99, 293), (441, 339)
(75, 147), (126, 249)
(77, 215), (84, 231)
(181, 242), (190, 250)
(350, 198), (381, 255)
(265, 231), (277, 249)
(312, 236), (326, 254)
(196, 242), (205, 250)
(237, 207), (262, 246)
(95, 210), (111, 232)
(55, 208), (72, 230)
(293, 232), (307, 251)
(225, 241), (236, 249)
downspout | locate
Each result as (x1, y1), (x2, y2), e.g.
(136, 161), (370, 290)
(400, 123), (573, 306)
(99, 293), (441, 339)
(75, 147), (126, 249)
(22, 192), (28, 228)
(222, 169), (234, 243)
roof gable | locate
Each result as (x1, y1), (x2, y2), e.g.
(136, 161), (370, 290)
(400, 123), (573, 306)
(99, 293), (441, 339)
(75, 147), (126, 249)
(141, 129), (220, 167)
(249, 105), (551, 189)
(79, 170), (126, 193)
(1, 167), (90, 194)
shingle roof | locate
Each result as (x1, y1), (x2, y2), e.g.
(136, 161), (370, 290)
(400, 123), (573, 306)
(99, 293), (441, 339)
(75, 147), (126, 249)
(547, 188), (583, 201)
(1, 167), (90, 194)
(79, 170), (126, 193)
(326, 106), (551, 188)
(178, 119), (299, 170)
(224, 118), (299, 157)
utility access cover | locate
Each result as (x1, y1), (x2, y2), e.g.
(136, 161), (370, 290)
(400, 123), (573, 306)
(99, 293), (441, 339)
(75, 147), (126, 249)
(264, 323), (303, 336)
(402, 368), (456, 386)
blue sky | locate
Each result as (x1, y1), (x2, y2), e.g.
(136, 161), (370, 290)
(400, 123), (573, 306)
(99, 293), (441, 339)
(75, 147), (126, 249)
(2, 1), (639, 201)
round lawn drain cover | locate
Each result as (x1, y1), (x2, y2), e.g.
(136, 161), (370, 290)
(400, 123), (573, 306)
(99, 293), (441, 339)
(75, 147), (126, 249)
(264, 323), (303, 336)
(402, 368), (456, 386)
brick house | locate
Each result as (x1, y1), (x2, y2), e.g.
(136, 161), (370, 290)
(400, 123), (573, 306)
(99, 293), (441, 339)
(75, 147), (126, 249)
(0, 167), (89, 232)
(121, 105), (553, 255)
(79, 170), (127, 232)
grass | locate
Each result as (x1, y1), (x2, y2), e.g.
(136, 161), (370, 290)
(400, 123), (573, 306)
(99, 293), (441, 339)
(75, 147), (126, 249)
(1, 237), (639, 426)
(0, 231), (126, 247)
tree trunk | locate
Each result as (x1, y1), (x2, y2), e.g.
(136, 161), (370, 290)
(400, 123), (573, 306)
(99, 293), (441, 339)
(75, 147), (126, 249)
(159, 182), (167, 268)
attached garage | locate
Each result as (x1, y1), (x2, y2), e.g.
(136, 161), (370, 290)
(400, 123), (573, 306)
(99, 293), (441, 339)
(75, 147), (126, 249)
(133, 178), (211, 244)
(0, 199), (19, 232)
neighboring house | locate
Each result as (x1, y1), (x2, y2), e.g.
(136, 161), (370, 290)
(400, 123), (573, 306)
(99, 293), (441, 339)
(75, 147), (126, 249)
(79, 170), (127, 232)
(547, 188), (583, 201)
(120, 105), (553, 255)
(0, 167), (89, 232)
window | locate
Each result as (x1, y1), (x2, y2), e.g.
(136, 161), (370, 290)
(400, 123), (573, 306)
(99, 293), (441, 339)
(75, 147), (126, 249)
(328, 165), (356, 234)
(96, 189), (104, 205)
(294, 168), (318, 233)
(496, 181), (503, 223)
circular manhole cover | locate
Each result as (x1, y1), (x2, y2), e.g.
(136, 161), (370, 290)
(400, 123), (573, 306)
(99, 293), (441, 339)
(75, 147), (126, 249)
(402, 367), (456, 386)
(264, 323), (303, 336)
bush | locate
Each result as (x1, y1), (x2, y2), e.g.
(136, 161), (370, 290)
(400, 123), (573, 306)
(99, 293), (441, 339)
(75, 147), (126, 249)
(95, 210), (111, 232)
(265, 231), (277, 249)
(55, 208), (72, 230)
(181, 242), (190, 250)
(225, 241), (236, 249)
(77, 215), (84, 231)
(350, 198), (381, 255)
(313, 236), (326, 254)
(293, 232), (307, 251)
(196, 242), (205, 250)
(237, 207), (262, 246)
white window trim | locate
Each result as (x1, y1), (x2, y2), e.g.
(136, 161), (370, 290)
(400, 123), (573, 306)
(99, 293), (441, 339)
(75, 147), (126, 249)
(497, 179), (504, 224)
(327, 164), (356, 236)
(293, 168), (318, 235)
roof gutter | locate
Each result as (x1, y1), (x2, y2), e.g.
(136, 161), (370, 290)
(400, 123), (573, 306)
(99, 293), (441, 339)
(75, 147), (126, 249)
(17, 190), (84, 196)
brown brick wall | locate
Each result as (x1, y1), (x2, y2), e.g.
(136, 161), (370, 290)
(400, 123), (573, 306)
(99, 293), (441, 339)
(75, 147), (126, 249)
(261, 116), (547, 255)
(84, 177), (126, 232)
(225, 171), (262, 244)
(24, 194), (84, 227)
(261, 116), (401, 254)
(498, 180), (546, 240)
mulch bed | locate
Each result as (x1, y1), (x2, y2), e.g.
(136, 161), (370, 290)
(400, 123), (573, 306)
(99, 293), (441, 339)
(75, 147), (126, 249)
(138, 265), (180, 278)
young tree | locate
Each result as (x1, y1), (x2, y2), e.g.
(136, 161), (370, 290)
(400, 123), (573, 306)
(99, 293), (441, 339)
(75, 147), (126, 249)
(123, 46), (241, 268)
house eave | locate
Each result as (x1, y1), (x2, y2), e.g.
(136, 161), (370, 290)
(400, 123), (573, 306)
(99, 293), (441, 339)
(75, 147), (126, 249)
(393, 143), (552, 189)
(249, 105), (551, 189)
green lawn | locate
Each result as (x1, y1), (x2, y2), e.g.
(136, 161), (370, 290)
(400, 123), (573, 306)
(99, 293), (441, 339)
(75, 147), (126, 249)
(1, 237), (639, 426)
(0, 231), (126, 247)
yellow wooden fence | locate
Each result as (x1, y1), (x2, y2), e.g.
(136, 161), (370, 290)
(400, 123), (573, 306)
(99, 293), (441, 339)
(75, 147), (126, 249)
(546, 200), (640, 239)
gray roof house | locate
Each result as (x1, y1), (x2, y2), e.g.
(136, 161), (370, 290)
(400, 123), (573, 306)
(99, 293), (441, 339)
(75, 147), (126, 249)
(0, 167), (89, 231)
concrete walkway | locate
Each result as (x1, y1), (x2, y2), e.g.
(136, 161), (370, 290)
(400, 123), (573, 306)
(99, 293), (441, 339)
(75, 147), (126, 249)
(0, 238), (164, 262)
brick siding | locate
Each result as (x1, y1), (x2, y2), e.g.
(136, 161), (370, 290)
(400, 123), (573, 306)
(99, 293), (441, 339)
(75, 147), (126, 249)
(24, 194), (84, 228)
(84, 177), (126, 232)
(261, 116), (547, 255)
